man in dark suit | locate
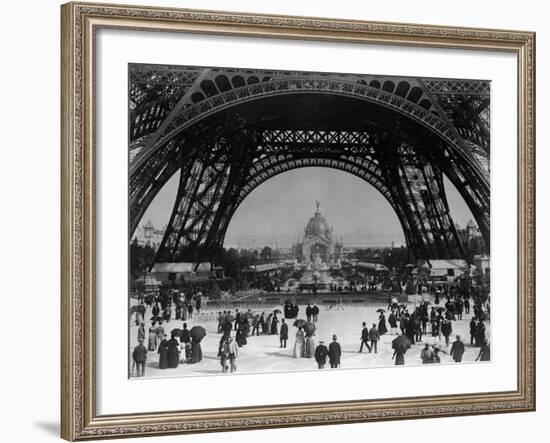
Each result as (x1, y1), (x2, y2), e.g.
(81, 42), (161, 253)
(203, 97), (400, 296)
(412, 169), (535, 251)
(132, 338), (147, 377)
(359, 322), (371, 352)
(450, 335), (465, 362)
(368, 323), (380, 353)
(314, 341), (329, 369)
(279, 318), (289, 348)
(329, 335), (341, 368)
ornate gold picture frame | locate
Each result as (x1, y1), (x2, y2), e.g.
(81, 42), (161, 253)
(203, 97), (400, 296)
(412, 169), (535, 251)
(61, 1), (535, 440)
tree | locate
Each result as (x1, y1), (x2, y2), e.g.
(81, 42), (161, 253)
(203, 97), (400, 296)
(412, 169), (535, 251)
(130, 239), (155, 280)
(260, 246), (273, 262)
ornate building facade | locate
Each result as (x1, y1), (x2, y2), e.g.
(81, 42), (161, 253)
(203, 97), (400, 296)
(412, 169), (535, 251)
(293, 202), (343, 264)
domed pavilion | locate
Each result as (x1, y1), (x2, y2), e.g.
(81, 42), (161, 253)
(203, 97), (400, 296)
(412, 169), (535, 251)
(293, 201), (343, 264)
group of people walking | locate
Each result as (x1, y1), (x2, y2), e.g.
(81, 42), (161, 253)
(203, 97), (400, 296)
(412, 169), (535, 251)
(133, 292), (490, 376)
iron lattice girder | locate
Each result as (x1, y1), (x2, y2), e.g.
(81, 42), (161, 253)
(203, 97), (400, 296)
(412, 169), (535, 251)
(152, 128), (469, 264)
(127, 66), (492, 264)
(129, 65), (202, 144)
(389, 148), (466, 260)
(421, 78), (490, 174)
(128, 71), (492, 241)
(130, 71), (487, 183)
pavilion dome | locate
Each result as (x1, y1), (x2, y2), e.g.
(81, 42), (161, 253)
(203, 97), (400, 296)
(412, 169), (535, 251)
(305, 205), (332, 241)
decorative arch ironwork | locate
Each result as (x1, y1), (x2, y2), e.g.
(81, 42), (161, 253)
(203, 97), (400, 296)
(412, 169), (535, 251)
(128, 65), (490, 267)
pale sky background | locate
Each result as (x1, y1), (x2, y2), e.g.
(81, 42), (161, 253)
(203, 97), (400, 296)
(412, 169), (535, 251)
(137, 166), (475, 249)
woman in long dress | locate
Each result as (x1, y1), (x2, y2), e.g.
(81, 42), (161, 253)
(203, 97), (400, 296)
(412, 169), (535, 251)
(293, 327), (305, 358)
(158, 336), (169, 369)
(236, 322), (247, 347)
(270, 313), (279, 335)
(304, 334), (316, 358)
(378, 313), (388, 335)
(392, 348), (405, 365)
(191, 338), (202, 363)
(167, 336), (180, 368)
(265, 314), (273, 335)
(147, 328), (158, 351)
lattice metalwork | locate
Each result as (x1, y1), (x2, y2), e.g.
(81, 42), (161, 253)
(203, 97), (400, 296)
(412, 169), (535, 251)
(129, 66), (491, 268)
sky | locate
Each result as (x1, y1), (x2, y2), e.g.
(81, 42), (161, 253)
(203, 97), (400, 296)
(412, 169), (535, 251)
(137, 166), (475, 249)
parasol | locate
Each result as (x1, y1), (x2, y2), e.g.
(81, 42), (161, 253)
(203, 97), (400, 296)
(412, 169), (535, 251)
(273, 309), (282, 314)
(391, 297), (398, 304)
(398, 304), (408, 309)
(392, 335), (412, 353)
(376, 308), (386, 314)
(436, 307), (445, 313)
(293, 319), (307, 328)
(190, 326), (207, 342)
(303, 322), (316, 337)
(170, 328), (182, 338)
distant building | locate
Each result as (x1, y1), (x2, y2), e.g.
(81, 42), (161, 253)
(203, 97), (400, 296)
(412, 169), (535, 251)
(456, 219), (487, 257)
(292, 201), (343, 265)
(416, 259), (469, 283)
(132, 220), (165, 248)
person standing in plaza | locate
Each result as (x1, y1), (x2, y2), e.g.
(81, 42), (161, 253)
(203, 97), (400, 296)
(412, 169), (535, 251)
(359, 322), (371, 353)
(251, 314), (260, 336)
(464, 295), (471, 315)
(195, 294), (202, 315)
(392, 347), (406, 366)
(271, 312), (279, 335)
(293, 326), (305, 358)
(167, 334), (180, 368)
(388, 310), (398, 335)
(312, 304), (319, 323)
(234, 309), (241, 331)
(137, 322), (146, 343)
(228, 336), (239, 373)
(280, 318), (288, 348)
(441, 318), (453, 346)
(314, 341), (329, 369)
(180, 322), (190, 345)
(476, 319), (486, 347)
(219, 336), (229, 373)
(369, 323), (380, 354)
(147, 327), (158, 351)
(259, 312), (267, 334)
(158, 334), (169, 369)
(132, 338), (147, 377)
(306, 303), (312, 323)
(191, 337), (203, 363)
(456, 297), (464, 320)
(420, 343), (433, 364)
(329, 335), (341, 368)
(476, 339), (491, 361)
(450, 335), (465, 362)
(378, 312), (388, 335)
(304, 333), (316, 358)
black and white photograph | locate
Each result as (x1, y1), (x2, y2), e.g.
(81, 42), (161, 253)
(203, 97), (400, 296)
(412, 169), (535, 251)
(128, 64), (491, 378)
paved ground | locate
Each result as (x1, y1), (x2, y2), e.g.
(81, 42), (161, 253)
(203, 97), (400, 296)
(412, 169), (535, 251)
(129, 296), (490, 378)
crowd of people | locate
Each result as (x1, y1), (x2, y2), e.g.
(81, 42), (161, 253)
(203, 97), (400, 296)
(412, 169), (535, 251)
(131, 288), (491, 377)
